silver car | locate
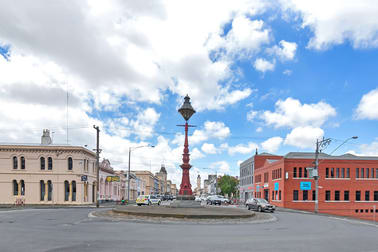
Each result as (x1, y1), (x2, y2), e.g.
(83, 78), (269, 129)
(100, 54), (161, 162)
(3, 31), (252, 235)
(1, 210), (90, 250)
(246, 198), (275, 212)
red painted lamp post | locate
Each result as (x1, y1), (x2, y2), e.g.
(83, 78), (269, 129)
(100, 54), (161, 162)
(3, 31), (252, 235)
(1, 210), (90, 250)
(177, 95), (196, 199)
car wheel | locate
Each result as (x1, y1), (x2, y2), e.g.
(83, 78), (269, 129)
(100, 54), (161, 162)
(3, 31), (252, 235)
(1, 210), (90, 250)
(148, 201), (151, 206)
(271, 210), (274, 213)
(247, 205), (251, 210)
(258, 206), (262, 212)
(158, 202), (161, 206)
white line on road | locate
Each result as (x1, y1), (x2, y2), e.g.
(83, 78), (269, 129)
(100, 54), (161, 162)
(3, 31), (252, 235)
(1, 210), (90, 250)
(328, 216), (378, 228)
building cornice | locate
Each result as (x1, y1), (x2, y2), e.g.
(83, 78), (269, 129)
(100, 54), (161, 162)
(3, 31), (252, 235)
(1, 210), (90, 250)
(0, 145), (96, 158)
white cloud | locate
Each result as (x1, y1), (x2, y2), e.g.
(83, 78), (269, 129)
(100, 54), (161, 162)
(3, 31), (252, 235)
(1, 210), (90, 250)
(247, 110), (258, 121)
(281, 0), (378, 50)
(0, 0), (266, 113)
(172, 120), (230, 146)
(283, 69), (292, 75)
(269, 40), (297, 61)
(211, 16), (271, 57)
(210, 161), (231, 174)
(227, 142), (259, 155)
(191, 147), (205, 160)
(355, 88), (378, 120)
(130, 107), (160, 139)
(254, 58), (275, 72)
(357, 140), (378, 156)
(261, 137), (283, 153)
(237, 160), (243, 167)
(284, 126), (324, 149)
(256, 127), (263, 133)
(201, 143), (218, 154)
(261, 97), (336, 128)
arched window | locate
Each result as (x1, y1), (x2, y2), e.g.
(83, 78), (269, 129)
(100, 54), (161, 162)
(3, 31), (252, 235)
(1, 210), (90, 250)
(20, 180), (25, 196)
(13, 180), (18, 195)
(72, 181), (76, 201)
(68, 157), (73, 170)
(40, 180), (45, 201)
(47, 180), (52, 201)
(40, 157), (45, 170)
(48, 157), (53, 170)
(20, 156), (25, 170)
(13, 157), (18, 169)
(64, 180), (69, 201)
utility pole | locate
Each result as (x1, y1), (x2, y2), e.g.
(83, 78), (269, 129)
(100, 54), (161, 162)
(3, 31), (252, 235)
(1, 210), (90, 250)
(313, 136), (357, 213)
(314, 138), (331, 213)
(128, 147), (131, 203)
(314, 139), (320, 214)
(93, 125), (100, 208)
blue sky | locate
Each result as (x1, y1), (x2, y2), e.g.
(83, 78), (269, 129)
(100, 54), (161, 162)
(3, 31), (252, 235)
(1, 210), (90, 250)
(0, 1), (378, 185)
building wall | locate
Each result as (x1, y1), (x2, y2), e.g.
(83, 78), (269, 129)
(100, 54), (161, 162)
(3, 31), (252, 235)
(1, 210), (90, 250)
(254, 154), (378, 221)
(0, 145), (97, 205)
(239, 157), (254, 202)
(134, 171), (155, 195)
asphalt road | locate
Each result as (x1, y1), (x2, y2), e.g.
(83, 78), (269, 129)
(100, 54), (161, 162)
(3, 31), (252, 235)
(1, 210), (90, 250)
(0, 207), (377, 252)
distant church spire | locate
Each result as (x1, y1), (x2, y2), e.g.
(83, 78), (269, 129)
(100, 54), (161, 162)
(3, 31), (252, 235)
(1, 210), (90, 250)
(255, 148), (258, 155)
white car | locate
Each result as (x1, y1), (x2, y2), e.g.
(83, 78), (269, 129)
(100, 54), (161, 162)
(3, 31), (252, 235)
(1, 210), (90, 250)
(136, 195), (161, 206)
(217, 195), (231, 204)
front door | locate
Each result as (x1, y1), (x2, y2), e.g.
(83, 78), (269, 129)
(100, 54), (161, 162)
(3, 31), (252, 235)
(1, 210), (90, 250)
(264, 189), (269, 201)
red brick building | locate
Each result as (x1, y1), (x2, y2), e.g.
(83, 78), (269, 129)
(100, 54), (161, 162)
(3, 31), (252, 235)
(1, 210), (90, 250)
(253, 152), (378, 221)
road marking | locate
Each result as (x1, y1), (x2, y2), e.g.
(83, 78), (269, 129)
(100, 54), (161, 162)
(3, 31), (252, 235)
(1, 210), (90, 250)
(329, 216), (378, 228)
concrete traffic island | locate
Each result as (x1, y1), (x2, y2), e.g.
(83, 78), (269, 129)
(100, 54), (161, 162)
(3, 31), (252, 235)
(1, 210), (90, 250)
(111, 205), (255, 219)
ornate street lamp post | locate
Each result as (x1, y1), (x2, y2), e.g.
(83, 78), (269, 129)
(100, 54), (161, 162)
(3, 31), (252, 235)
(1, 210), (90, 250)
(177, 95), (196, 199)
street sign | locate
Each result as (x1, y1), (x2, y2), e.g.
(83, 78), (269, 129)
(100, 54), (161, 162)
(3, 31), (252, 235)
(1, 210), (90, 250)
(300, 181), (311, 190)
(106, 176), (120, 182)
(81, 175), (88, 182)
(274, 182), (279, 191)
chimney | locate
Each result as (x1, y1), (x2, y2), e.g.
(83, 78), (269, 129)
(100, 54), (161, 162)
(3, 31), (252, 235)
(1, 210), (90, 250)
(41, 129), (52, 145)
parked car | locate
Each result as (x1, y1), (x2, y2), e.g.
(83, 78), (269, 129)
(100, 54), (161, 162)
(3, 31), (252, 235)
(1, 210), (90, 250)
(245, 198), (255, 207)
(206, 195), (222, 205)
(218, 195), (231, 204)
(246, 198), (275, 212)
(136, 195), (161, 206)
(195, 196), (201, 202)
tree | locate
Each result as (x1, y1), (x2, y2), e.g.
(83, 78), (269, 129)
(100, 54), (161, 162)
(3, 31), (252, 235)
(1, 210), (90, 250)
(218, 175), (238, 197)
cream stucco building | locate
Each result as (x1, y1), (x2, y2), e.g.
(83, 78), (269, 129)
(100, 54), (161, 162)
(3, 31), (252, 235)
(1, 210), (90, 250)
(0, 130), (97, 205)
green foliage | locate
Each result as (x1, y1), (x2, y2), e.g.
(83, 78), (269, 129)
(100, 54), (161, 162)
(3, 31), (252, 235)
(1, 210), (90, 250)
(218, 175), (238, 196)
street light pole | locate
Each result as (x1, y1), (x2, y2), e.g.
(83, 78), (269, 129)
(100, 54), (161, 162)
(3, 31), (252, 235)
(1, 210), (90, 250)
(127, 145), (154, 203)
(93, 125), (100, 208)
(314, 136), (358, 213)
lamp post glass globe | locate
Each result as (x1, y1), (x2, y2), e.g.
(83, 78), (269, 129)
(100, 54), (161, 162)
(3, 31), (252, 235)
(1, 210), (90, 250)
(178, 95), (196, 121)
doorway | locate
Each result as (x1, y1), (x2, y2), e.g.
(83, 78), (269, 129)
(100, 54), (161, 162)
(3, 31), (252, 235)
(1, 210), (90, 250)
(264, 189), (269, 201)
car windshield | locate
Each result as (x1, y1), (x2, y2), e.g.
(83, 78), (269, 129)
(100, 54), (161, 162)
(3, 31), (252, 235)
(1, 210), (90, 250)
(257, 198), (268, 204)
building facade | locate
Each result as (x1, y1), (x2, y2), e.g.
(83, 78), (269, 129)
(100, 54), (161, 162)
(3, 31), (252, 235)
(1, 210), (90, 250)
(0, 134), (97, 205)
(239, 152), (281, 203)
(170, 183), (177, 196)
(239, 156), (254, 202)
(253, 152), (378, 221)
(134, 170), (156, 195)
(99, 159), (122, 202)
(155, 165), (167, 194)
